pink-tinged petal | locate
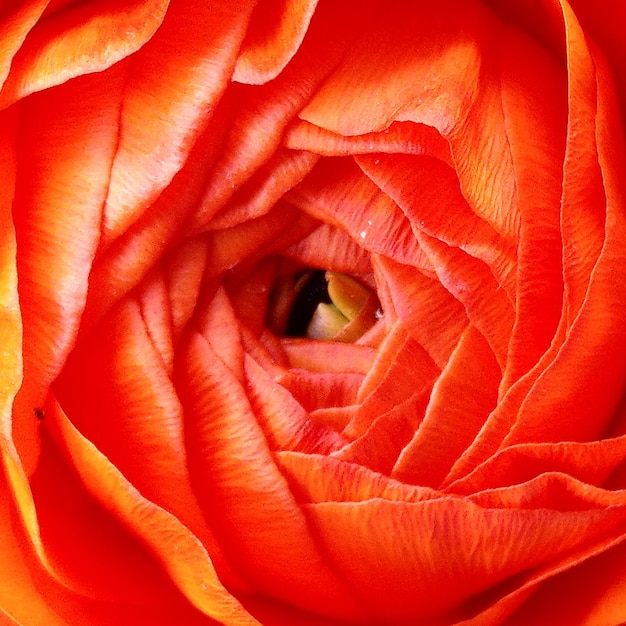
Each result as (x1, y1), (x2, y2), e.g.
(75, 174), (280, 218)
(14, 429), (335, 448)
(0, 0), (49, 90)
(358, 153), (517, 302)
(0, 0), (168, 109)
(209, 149), (320, 230)
(283, 222), (373, 275)
(53, 298), (243, 588)
(12, 69), (121, 473)
(448, 436), (626, 496)
(186, 0), (381, 235)
(101, 0), (257, 245)
(281, 338), (376, 375)
(373, 256), (467, 369)
(45, 399), (260, 625)
(283, 119), (453, 164)
(287, 157), (427, 266)
(233, 0), (319, 85)
(392, 325), (500, 488)
(302, 495), (626, 621)
(176, 332), (366, 620)
(347, 324), (439, 439)
(245, 355), (347, 454)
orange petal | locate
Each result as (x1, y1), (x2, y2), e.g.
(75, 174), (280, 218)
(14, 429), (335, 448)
(0, 0), (49, 90)
(101, 0), (257, 244)
(287, 157), (426, 266)
(357, 153), (517, 302)
(54, 298), (241, 586)
(417, 233), (514, 371)
(175, 331), (366, 620)
(348, 323), (438, 439)
(12, 69), (122, 473)
(283, 119), (453, 164)
(245, 355), (347, 454)
(233, 0), (319, 85)
(80, 112), (220, 335)
(302, 493), (626, 621)
(331, 390), (431, 476)
(449, 436), (626, 495)
(373, 256), (467, 369)
(281, 338), (376, 375)
(186, 0), (381, 234)
(495, 17), (569, 390)
(283, 222), (373, 275)
(209, 148), (320, 230)
(46, 397), (259, 625)
(0, 0), (168, 109)
(278, 369), (364, 412)
(392, 325), (500, 487)
(300, 1), (486, 137)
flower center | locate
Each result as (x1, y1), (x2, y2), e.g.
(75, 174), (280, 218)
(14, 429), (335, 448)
(267, 268), (381, 342)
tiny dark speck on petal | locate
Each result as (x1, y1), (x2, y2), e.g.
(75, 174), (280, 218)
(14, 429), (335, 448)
(34, 408), (44, 420)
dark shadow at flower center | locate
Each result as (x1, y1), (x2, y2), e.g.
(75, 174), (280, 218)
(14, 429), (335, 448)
(286, 270), (331, 336)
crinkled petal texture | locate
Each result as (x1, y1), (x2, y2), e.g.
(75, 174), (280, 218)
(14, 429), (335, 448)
(2, 0), (626, 625)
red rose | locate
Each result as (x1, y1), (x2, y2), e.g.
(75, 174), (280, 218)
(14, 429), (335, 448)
(2, 1), (626, 624)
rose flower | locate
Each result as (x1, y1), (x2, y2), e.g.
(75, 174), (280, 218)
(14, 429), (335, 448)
(1, 0), (626, 624)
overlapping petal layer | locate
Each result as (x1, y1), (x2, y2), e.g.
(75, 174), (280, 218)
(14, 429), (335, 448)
(2, 0), (626, 625)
